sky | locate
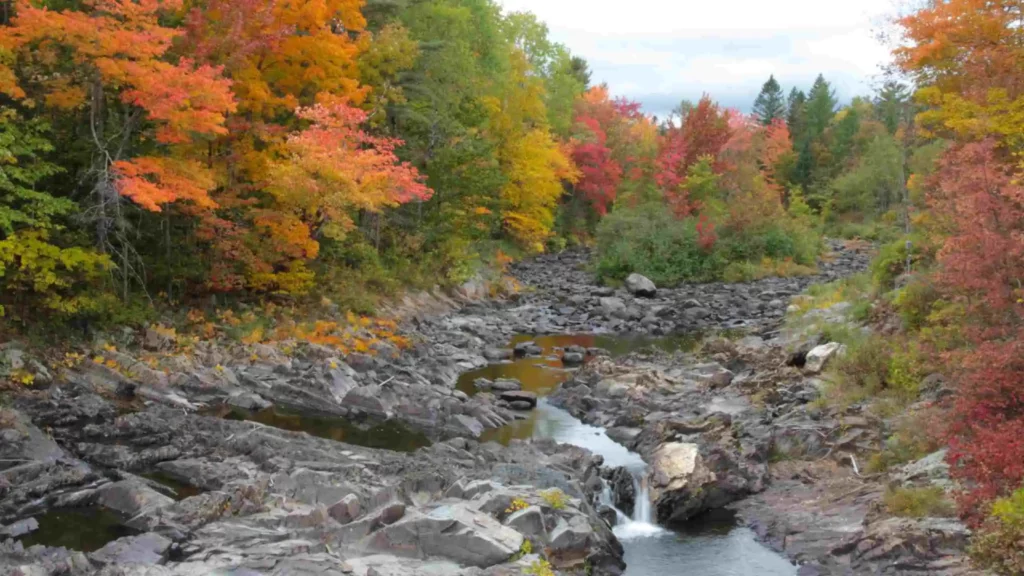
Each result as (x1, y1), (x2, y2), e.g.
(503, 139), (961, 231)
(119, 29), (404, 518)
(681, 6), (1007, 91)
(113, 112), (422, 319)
(497, 0), (899, 119)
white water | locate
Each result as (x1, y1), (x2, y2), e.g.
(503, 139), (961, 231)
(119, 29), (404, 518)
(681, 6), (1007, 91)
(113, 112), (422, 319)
(531, 399), (796, 575)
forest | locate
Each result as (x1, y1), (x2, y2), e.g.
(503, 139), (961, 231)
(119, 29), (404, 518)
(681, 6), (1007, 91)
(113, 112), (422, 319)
(0, 0), (1022, 571)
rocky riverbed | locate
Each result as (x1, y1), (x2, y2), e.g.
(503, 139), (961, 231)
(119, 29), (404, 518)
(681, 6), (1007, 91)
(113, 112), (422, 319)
(1, 240), (978, 575)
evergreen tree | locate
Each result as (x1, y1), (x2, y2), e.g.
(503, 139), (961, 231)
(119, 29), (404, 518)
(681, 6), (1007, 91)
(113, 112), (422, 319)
(804, 74), (838, 140)
(786, 88), (807, 141)
(753, 75), (786, 125)
(875, 80), (911, 135)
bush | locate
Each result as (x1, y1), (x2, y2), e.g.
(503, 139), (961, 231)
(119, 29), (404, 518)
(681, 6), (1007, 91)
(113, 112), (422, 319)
(595, 203), (821, 286)
(884, 486), (955, 518)
(970, 487), (1024, 575)
(540, 488), (567, 510)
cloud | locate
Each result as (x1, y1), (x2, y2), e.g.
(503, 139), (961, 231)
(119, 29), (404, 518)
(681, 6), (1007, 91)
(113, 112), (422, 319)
(498, 0), (897, 117)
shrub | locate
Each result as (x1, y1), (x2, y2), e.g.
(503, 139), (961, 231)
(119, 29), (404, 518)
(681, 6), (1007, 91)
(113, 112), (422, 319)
(892, 277), (940, 331)
(540, 488), (567, 510)
(970, 487), (1024, 575)
(594, 202), (821, 286)
(525, 560), (555, 576)
(884, 486), (955, 518)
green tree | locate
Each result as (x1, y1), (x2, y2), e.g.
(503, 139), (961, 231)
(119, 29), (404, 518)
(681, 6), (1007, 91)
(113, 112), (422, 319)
(753, 75), (786, 125)
(804, 74), (838, 141)
(786, 88), (807, 140)
(875, 80), (912, 135)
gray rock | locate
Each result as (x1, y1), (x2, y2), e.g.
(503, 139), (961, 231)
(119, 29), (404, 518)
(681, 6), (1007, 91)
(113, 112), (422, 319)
(483, 348), (513, 362)
(328, 494), (362, 525)
(499, 391), (537, 408)
(1, 517), (38, 538)
(491, 379), (522, 392)
(361, 504), (523, 568)
(803, 342), (846, 374)
(625, 274), (657, 298)
(90, 533), (172, 566)
(96, 480), (174, 518)
(226, 392), (272, 411)
(451, 415), (484, 438)
(509, 401), (534, 411)
(549, 515), (593, 552)
(343, 385), (394, 417)
(599, 297), (626, 317)
(683, 307), (712, 321)
(561, 352), (584, 366)
(504, 506), (547, 541)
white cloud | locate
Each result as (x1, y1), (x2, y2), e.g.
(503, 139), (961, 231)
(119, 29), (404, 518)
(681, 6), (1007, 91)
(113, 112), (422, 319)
(498, 0), (897, 116)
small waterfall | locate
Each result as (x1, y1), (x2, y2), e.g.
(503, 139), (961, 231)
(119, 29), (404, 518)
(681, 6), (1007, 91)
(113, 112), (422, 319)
(600, 469), (664, 540)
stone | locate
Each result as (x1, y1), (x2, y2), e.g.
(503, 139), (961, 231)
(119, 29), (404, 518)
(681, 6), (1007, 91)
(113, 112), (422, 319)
(96, 480), (175, 518)
(90, 533), (172, 566)
(592, 287), (615, 297)
(683, 307), (712, 322)
(625, 274), (657, 298)
(451, 415), (484, 438)
(328, 494), (362, 525)
(561, 352), (584, 366)
(377, 502), (406, 525)
(490, 379), (522, 392)
(226, 392), (272, 411)
(483, 348), (513, 362)
(360, 504), (523, 568)
(647, 442), (717, 523)
(504, 506), (546, 540)
(509, 401), (534, 411)
(549, 515), (593, 552)
(499, 390), (537, 408)
(143, 327), (175, 351)
(896, 449), (951, 488)
(599, 297), (626, 317)
(343, 385), (394, 417)
(803, 342), (846, 374)
(0, 517), (38, 538)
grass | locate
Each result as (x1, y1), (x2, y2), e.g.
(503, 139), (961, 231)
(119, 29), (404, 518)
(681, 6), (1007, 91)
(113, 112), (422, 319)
(540, 488), (567, 510)
(884, 486), (955, 518)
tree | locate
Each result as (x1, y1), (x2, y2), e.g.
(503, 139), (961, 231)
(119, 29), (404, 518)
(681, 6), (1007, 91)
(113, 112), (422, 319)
(804, 75), (838, 141)
(0, 0), (236, 296)
(786, 88), (807, 139)
(875, 81), (911, 135)
(753, 75), (786, 125)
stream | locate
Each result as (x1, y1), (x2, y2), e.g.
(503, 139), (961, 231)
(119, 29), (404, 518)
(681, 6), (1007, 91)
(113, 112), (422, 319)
(458, 334), (797, 576)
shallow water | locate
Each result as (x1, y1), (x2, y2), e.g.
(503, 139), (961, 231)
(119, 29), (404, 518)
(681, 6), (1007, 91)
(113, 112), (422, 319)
(474, 334), (796, 576)
(214, 405), (431, 452)
(13, 507), (139, 552)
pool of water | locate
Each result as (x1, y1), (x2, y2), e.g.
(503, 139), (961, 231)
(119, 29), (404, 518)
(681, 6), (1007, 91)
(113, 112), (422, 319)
(467, 333), (796, 576)
(141, 471), (206, 500)
(457, 333), (702, 397)
(213, 405), (431, 453)
(12, 507), (139, 552)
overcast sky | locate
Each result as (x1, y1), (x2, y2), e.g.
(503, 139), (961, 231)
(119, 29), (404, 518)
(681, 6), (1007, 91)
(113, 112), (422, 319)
(498, 0), (899, 119)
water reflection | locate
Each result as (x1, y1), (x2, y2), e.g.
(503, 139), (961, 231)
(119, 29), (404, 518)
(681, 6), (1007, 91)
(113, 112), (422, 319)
(141, 472), (205, 500)
(213, 406), (431, 452)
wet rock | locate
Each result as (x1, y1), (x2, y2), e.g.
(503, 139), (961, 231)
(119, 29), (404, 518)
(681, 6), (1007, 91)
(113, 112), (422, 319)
(1, 516), (38, 538)
(561, 352), (585, 366)
(226, 391), (272, 411)
(490, 379), (522, 392)
(499, 390), (537, 408)
(804, 342), (846, 374)
(513, 341), (543, 357)
(483, 348), (513, 362)
(625, 274), (657, 298)
(648, 442), (719, 524)
(450, 415), (485, 438)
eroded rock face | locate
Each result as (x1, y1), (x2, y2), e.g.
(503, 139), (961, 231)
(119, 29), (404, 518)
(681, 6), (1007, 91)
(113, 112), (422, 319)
(648, 443), (718, 524)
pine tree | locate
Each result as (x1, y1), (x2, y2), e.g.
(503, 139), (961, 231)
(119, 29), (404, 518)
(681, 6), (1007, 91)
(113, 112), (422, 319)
(875, 80), (911, 135)
(786, 88), (807, 141)
(804, 74), (837, 140)
(753, 75), (786, 125)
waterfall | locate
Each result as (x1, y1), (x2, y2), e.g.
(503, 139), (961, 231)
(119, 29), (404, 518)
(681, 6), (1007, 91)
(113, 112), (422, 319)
(599, 468), (664, 540)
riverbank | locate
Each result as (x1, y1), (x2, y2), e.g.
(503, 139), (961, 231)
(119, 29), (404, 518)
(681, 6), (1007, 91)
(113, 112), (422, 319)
(1, 240), (961, 576)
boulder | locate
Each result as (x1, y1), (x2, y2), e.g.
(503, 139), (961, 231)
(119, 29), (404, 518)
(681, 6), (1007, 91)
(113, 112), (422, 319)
(343, 385), (394, 417)
(491, 379), (522, 392)
(647, 442), (717, 524)
(360, 504), (523, 568)
(625, 274), (657, 298)
(328, 494), (362, 525)
(450, 415), (484, 438)
(803, 342), (846, 374)
(499, 390), (537, 408)
(504, 506), (547, 541)
(599, 297), (626, 317)
(95, 480), (175, 518)
(483, 348), (513, 362)
(90, 533), (172, 566)
(561, 352), (585, 367)
(226, 392), (272, 411)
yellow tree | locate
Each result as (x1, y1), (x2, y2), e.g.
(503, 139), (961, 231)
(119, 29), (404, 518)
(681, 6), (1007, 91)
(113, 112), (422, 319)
(487, 50), (578, 252)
